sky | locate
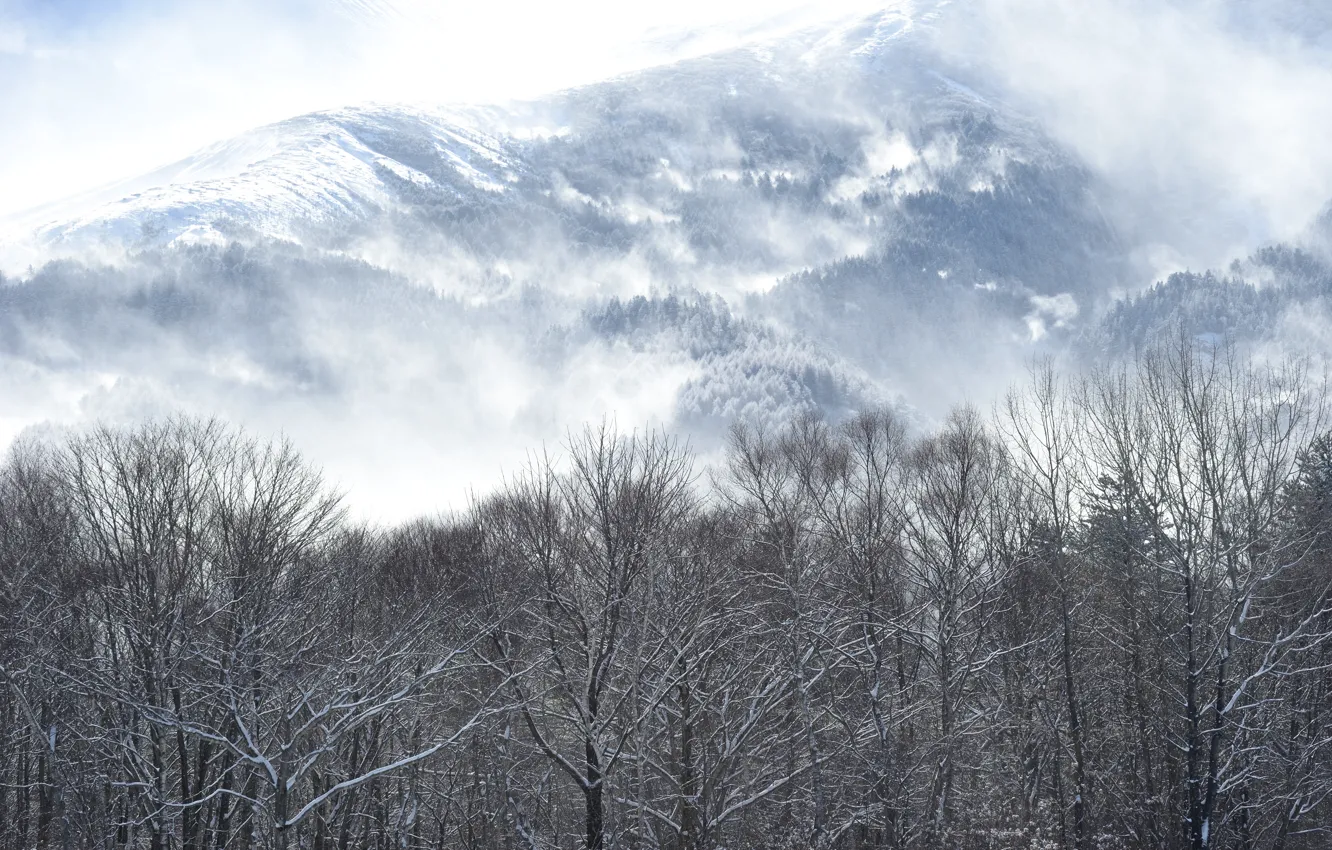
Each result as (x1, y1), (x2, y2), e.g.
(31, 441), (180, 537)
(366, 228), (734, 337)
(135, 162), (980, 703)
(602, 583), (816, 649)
(0, 0), (888, 218)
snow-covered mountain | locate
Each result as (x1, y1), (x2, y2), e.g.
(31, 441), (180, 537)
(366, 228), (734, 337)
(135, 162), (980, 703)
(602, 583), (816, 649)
(3, 1), (1328, 516)
(3, 108), (518, 255)
(1, 3), (967, 266)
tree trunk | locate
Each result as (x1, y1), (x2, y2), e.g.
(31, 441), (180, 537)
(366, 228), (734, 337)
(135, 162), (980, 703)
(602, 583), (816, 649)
(1060, 602), (1090, 850)
(585, 738), (605, 850)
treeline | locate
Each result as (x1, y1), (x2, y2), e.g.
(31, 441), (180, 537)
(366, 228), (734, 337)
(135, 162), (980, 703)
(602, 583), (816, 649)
(2, 340), (1331, 850)
(1088, 245), (1332, 359)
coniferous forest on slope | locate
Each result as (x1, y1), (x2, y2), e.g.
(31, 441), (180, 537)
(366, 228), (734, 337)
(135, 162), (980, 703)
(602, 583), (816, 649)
(2, 338), (1330, 850)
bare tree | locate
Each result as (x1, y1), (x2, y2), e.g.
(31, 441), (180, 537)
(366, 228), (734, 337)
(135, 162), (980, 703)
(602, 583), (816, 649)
(3, 346), (1332, 850)
(903, 406), (1014, 846)
(485, 423), (695, 850)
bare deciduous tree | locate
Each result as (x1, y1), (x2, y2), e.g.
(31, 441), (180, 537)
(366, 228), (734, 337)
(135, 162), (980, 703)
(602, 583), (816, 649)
(3, 343), (1331, 850)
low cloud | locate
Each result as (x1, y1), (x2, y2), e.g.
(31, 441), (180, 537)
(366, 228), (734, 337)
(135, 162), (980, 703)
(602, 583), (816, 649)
(941, 0), (1332, 275)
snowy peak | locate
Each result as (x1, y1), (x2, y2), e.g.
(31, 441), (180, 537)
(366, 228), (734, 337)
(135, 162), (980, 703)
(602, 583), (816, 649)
(6, 107), (519, 253)
(1, 4), (971, 256)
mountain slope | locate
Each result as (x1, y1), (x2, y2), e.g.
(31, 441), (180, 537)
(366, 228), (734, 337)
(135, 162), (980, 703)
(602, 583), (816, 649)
(6, 108), (519, 254)
(5, 1), (1295, 515)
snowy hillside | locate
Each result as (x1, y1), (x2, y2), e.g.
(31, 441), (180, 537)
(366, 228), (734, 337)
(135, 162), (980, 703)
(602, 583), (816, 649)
(3, 0), (1328, 514)
(3, 108), (518, 254)
(0, 3), (988, 269)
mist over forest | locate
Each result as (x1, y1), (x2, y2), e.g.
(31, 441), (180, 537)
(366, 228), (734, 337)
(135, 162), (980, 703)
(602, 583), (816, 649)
(3, 1), (1332, 848)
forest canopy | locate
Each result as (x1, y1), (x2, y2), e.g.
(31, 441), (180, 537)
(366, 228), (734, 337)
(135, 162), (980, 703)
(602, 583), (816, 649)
(1, 338), (1330, 850)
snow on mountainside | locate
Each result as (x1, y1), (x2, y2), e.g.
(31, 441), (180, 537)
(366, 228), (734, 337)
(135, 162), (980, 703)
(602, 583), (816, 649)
(0, 2), (1123, 432)
(2, 3), (961, 263)
(15, 0), (1324, 514)
(3, 108), (518, 255)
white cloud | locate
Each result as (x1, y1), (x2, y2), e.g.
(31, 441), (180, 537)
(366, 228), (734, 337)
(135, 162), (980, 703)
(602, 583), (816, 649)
(941, 0), (1332, 273)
